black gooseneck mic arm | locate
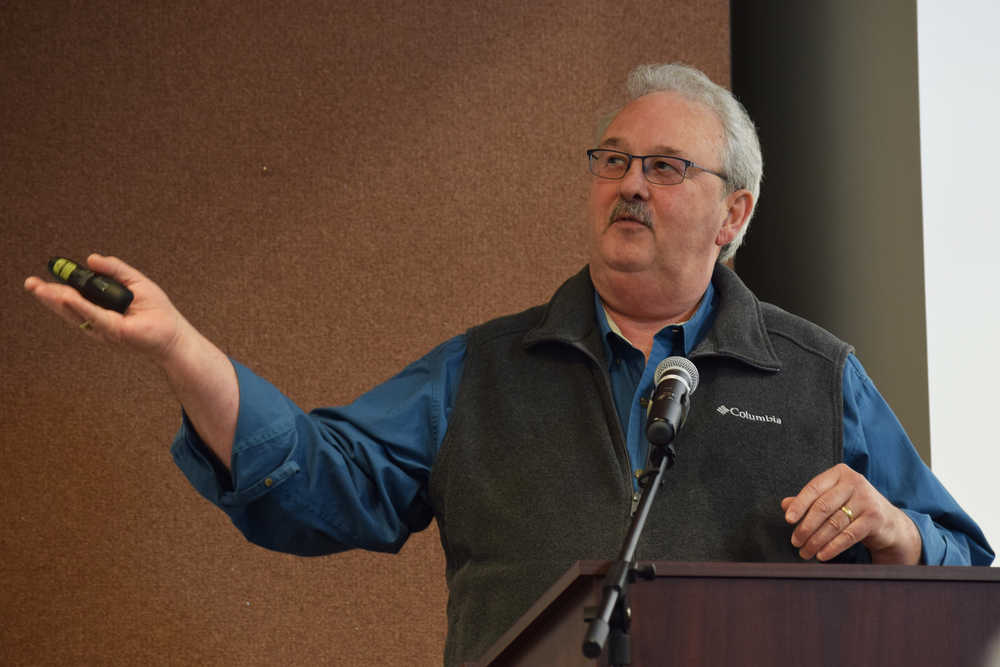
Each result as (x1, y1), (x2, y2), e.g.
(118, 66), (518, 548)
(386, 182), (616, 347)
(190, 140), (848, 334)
(581, 443), (673, 663)
(582, 357), (699, 665)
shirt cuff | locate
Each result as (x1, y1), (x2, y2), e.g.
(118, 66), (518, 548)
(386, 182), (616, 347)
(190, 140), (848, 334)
(904, 508), (956, 566)
(170, 358), (301, 508)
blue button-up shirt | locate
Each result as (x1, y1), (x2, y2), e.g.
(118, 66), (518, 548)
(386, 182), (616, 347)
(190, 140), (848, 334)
(172, 283), (994, 566)
(596, 280), (718, 488)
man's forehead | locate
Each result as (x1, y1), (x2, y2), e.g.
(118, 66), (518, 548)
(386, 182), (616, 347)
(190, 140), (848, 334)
(598, 136), (692, 158)
(599, 92), (723, 158)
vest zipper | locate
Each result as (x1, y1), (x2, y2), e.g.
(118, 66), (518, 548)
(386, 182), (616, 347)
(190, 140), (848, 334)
(569, 342), (638, 520)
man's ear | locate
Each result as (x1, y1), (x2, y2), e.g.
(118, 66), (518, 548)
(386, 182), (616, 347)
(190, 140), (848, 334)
(716, 189), (754, 248)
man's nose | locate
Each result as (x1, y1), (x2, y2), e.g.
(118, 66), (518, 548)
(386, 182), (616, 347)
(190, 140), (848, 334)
(618, 157), (650, 200)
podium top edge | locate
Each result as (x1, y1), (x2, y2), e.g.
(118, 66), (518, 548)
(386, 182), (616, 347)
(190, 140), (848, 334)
(572, 559), (1000, 582)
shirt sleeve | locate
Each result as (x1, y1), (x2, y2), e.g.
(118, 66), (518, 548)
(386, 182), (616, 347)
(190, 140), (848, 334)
(170, 334), (467, 556)
(841, 354), (994, 566)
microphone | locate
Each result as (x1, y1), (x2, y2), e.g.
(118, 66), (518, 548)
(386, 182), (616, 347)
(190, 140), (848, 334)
(48, 257), (134, 314)
(645, 356), (699, 446)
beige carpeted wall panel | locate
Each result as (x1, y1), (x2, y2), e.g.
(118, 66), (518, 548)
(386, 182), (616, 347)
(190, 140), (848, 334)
(2, 2), (728, 664)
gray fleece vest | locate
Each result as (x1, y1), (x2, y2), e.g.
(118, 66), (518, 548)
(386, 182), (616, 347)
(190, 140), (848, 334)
(428, 264), (852, 666)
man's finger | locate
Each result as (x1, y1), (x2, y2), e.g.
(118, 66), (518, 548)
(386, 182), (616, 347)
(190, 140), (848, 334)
(86, 253), (148, 287)
(790, 484), (854, 548)
(795, 493), (856, 558)
(25, 276), (118, 332)
(784, 466), (842, 523)
(815, 512), (872, 561)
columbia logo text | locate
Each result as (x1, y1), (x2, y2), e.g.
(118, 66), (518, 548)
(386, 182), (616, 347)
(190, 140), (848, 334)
(716, 405), (783, 425)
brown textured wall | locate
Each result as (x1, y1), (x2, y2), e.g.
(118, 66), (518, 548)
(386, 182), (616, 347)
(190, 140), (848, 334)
(2, 2), (729, 664)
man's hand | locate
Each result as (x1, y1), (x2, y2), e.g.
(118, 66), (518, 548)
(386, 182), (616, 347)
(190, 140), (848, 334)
(782, 463), (922, 564)
(24, 253), (190, 364)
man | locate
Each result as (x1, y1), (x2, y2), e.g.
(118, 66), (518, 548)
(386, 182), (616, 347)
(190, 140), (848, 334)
(25, 64), (993, 665)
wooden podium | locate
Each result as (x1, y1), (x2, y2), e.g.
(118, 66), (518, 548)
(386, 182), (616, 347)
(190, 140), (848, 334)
(470, 561), (1000, 666)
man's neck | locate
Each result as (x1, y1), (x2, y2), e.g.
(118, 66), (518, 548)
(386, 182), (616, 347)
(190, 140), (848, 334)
(595, 268), (710, 359)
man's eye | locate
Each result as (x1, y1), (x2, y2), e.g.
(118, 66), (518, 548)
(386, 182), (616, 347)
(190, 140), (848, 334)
(604, 154), (626, 166)
(651, 159), (681, 174)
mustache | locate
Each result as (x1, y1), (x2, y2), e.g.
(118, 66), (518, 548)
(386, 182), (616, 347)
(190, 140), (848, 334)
(609, 199), (652, 229)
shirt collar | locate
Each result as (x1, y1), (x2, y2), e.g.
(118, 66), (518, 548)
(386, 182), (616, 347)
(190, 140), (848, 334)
(523, 264), (781, 373)
(594, 279), (717, 360)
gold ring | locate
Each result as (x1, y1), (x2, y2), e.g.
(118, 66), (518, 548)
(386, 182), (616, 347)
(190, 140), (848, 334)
(79, 320), (94, 331)
(840, 505), (855, 522)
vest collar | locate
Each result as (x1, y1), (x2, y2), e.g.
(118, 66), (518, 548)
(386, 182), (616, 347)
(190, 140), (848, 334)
(692, 263), (781, 371)
(522, 266), (603, 360)
(522, 264), (782, 372)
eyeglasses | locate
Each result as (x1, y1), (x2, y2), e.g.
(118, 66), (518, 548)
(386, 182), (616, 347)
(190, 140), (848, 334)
(586, 148), (728, 186)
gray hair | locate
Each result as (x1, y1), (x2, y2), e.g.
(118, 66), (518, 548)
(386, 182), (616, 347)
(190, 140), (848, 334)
(599, 63), (763, 262)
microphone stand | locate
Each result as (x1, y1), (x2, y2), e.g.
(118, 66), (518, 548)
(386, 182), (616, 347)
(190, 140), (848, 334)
(582, 441), (676, 664)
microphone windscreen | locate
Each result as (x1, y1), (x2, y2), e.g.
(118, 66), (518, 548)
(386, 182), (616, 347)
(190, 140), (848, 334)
(653, 356), (699, 394)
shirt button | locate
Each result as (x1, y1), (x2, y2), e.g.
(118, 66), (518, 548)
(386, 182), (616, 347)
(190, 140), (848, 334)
(264, 478), (273, 487)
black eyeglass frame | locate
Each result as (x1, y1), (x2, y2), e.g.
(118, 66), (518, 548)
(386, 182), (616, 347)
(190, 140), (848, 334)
(586, 148), (729, 185)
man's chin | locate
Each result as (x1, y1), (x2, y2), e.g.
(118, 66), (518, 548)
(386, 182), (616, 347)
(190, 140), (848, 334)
(592, 251), (656, 277)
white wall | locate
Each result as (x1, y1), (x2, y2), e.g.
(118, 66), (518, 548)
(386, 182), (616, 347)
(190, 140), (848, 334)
(918, 0), (999, 562)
